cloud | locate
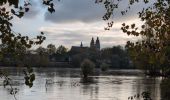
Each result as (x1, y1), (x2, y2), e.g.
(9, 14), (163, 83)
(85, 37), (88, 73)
(44, 0), (105, 23)
(12, 0), (154, 49)
(44, 0), (155, 24)
(39, 21), (140, 49)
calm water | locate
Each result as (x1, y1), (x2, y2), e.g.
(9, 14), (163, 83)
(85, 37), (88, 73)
(0, 68), (163, 100)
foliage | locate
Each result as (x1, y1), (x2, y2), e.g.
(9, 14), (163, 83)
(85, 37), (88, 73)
(0, 0), (56, 96)
(95, 0), (170, 75)
(80, 59), (95, 78)
(0, 0), (57, 59)
(100, 62), (109, 71)
(56, 45), (68, 55)
(47, 44), (56, 55)
(35, 46), (49, 67)
(120, 0), (170, 75)
(71, 54), (84, 68)
(36, 46), (47, 55)
(101, 46), (125, 59)
(0, 70), (18, 100)
(88, 49), (100, 64)
(128, 91), (152, 100)
(0, 67), (35, 100)
(23, 67), (35, 88)
(100, 46), (132, 69)
(95, 0), (151, 30)
(0, 6), (46, 53)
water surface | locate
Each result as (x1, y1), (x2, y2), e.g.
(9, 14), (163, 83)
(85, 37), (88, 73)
(0, 68), (163, 100)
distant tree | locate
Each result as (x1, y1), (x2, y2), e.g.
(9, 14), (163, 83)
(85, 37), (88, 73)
(101, 47), (112, 59)
(35, 46), (49, 67)
(101, 46), (125, 59)
(80, 59), (95, 78)
(71, 54), (87, 67)
(36, 46), (47, 55)
(100, 46), (132, 69)
(47, 44), (56, 55)
(112, 46), (124, 56)
(56, 45), (68, 55)
(88, 49), (100, 65)
(111, 55), (121, 68)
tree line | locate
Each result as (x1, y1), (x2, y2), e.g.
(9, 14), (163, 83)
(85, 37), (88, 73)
(0, 44), (134, 69)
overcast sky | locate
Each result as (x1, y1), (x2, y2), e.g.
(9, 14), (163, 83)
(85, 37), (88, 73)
(11, 0), (154, 49)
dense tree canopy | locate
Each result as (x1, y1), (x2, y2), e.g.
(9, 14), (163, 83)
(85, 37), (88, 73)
(101, 46), (132, 69)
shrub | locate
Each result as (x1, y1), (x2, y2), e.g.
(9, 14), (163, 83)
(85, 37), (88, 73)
(80, 59), (95, 78)
(100, 62), (109, 72)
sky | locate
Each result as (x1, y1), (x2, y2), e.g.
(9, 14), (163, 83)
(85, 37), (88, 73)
(11, 0), (154, 49)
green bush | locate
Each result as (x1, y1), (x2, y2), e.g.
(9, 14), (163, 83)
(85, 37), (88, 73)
(80, 59), (95, 78)
(100, 62), (109, 72)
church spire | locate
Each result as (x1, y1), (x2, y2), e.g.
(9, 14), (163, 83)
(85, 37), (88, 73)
(95, 37), (100, 50)
(80, 42), (83, 47)
(90, 37), (95, 48)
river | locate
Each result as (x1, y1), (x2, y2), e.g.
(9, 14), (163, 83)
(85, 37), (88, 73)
(0, 67), (165, 100)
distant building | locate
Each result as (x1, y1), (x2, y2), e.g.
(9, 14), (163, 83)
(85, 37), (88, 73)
(90, 37), (95, 49)
(69, 46), (89, 55)
(70, 37), (100, 55)
(95, 37), (100, 50)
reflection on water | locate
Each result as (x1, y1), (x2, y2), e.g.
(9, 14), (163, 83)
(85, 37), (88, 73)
(0, 67), (166, 100)
(161, 79), (170, 100)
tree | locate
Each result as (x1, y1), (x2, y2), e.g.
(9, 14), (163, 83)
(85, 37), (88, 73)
(36, 46), (47, 55)
(100, 46), (132, 69)
(0, 0), (54, 92)
(0, 0), (56, 64)
(47, 44), (56, 55)
(35, 46), (49, 67)
(120, 1), (170, 75)
(80, 59), (95, 78)
(56, 45), (68, 55)
(101, 47), (113, 59)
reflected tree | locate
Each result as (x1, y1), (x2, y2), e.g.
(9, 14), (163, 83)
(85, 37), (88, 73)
(161, 79), (170, 100)
(35, 46), (49, 67)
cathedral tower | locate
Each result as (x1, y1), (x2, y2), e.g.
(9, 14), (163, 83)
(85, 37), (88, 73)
(95, 37), (100, 50)
(90, 37), (95, 49)
(80, 42), (83, 47)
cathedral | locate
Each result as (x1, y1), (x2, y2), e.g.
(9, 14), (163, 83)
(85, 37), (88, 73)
(70, 37), (100, 54)
(90, 37), (100, 50)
